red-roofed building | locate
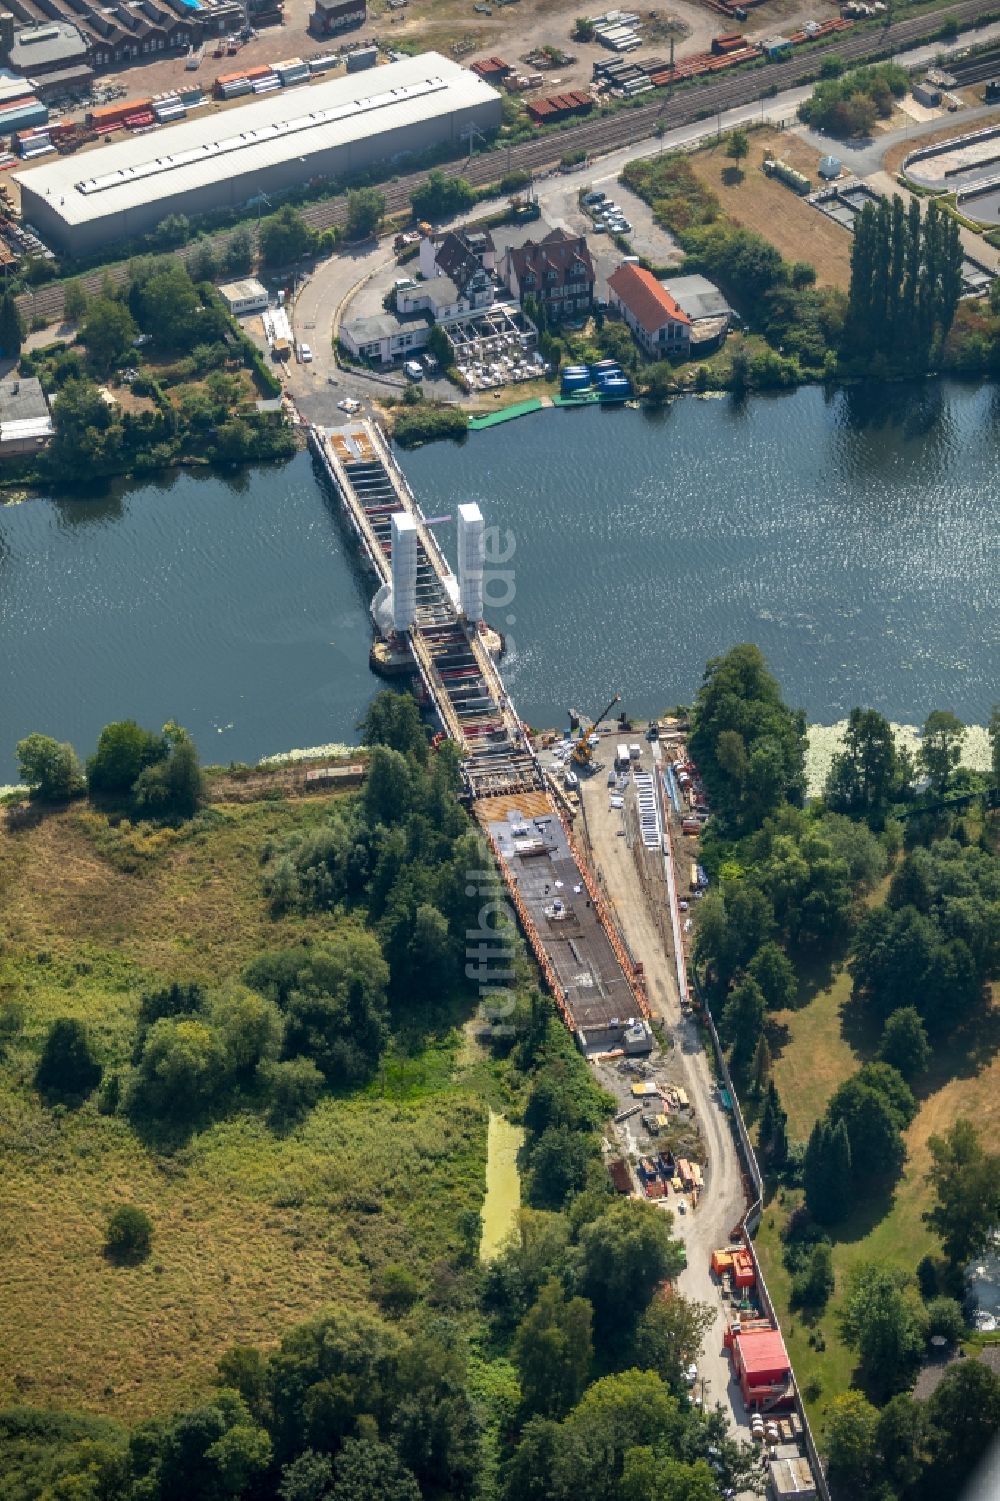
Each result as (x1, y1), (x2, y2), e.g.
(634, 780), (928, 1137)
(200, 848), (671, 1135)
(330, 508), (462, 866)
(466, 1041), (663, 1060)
(731, 1325), (793, 1410)
(607, 261), (692, 359)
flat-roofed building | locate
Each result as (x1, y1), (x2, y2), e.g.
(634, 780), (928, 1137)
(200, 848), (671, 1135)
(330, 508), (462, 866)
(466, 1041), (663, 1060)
(16, 52), (501, 254)
(0, 376), (52, 455)
(218, 278), (269, 316)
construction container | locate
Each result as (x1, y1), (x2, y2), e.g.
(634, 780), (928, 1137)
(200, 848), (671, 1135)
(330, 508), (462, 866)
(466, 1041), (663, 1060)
(346, 46), (377, 72)
(2, 98), (48, 137)
(87, 98), (152, 129)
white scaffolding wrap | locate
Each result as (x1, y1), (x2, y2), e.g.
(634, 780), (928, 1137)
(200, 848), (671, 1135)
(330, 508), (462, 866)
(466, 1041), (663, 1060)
(391, 511), (418, 633)
(456, 501), (485, 622)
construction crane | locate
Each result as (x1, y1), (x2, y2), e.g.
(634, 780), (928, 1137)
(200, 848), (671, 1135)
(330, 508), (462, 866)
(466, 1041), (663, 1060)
(571, 692), (622, 767)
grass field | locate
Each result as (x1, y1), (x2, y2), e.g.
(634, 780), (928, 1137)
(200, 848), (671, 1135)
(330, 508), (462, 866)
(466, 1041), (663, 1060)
(688, 132), (853, 291)
(0, 796), (499, 1420)
(755, 933), (1000, 1439)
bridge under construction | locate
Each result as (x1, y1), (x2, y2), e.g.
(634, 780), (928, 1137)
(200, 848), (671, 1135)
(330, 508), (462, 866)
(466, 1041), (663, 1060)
(310, 418), (649, 1051)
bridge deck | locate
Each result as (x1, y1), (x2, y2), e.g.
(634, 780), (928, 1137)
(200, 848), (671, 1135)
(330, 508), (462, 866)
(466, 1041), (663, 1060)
(311, 419), (647, 1041)
(315, 420), (538, 798)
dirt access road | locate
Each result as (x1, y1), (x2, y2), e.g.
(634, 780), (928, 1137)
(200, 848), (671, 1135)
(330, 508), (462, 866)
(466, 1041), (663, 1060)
(575, 742), (752, 1436)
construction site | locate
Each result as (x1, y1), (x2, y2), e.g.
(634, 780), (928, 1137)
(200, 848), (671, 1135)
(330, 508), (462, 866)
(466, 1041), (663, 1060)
(308, 412), (829, 1497)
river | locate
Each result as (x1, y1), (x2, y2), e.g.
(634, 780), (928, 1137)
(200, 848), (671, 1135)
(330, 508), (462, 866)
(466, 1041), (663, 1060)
(1, 381), (997, 783)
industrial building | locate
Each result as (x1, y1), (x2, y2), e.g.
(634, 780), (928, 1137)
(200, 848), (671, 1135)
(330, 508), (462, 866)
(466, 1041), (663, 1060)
(15, 52), (502, 254)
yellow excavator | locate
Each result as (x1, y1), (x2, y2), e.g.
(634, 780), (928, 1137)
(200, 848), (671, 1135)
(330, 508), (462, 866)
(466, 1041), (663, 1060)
(571, 692), (622, 768)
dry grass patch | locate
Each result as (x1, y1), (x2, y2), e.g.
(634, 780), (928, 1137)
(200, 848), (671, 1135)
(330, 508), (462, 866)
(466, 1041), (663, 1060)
(0, 798), (494, 1419)
(688, 133), (853, 290)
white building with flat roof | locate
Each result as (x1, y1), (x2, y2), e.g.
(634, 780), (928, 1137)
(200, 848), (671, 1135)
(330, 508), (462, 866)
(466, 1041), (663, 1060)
(218, 278), (269, 316)
(16, 53), (501, 254)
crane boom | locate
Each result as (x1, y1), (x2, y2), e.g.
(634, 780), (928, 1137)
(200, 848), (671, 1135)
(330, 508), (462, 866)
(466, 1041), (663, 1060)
(571, 691), (622, 767)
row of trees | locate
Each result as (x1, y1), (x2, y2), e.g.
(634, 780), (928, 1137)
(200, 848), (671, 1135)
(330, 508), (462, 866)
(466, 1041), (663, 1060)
(843, 195), (964, 375)
(17, 719), (204, 819)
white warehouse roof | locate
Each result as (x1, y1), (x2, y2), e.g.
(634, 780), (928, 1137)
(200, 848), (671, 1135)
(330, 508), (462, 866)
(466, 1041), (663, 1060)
(15, 53), (498, 234)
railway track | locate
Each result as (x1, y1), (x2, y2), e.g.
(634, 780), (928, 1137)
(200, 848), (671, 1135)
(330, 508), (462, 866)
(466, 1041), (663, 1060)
(16, 0), (996, 325)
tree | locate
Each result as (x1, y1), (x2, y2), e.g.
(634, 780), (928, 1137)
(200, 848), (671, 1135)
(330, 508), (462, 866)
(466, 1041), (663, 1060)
(259, 206), (317, 267)
(803, 1117), (852, 1222)
(825, 706), (907, 822)
(826, 1390), (879, 1492)
(633, 1289), (716, 1388)
(513, 1277), (593, 1417)
(105, 1205), (153, 1263)
(643, 362), (674, 406)
(925, 1295), (964, 1345)
(574, 16), (595, 39)
(725, 129), (749, 171)
(751, 1032), (771, 1095)
(525, 1124), (596, 1209)
(329, 1438), (421, 1501)
(88, 719), (167, 796)
(694, 882), (774, 993)
(186, 240), (220, 284)
(264, 1056), (324, 1129)
(924, 1117), (1000, 1268)
(133, 264), (201, 349)
(362, 690), (430, 763)
(757, 1079), (788, 1169)
(152, 212), (190, 249)
(345, 188), (386, 242)
(792, 1240), (834, 1311)
(133, 727), (204, 819)
(689, 644), (807, 833)
(918, 709), (965, 792)
(876, 1393), (926, 1494)
(129, 1015), (228, 1119)
(35, 1017), (102, 1101)
(838, 1260), (927, 1394)
(923, 1359), (1000, 1491)
(279, 1450), (334, 1501)
(16, 733), (84, 801)
(0, 289), (24, 357)
(577, 1200), (686, 1349)
(210, 987), (282, 1080)
(748, 941), (797, 1010)
(411, 170), (477, 223)
(720, 972), (765, 1065)
(246, 936), (390, 1086)
(79, 296), (138, 374)
(62, 279), (89, 324)
(552, 1369), (682, 1497)
(828, 1074), (907, 1184)
(878, 1006), (930, 1080)
(225, 225), (254, 275)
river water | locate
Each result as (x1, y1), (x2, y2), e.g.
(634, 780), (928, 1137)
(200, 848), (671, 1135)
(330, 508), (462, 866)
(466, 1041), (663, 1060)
(1, 381), (997, 782)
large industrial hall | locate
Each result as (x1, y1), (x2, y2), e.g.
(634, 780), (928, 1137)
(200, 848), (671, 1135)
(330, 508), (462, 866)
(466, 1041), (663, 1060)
(14, 52), (501, 253)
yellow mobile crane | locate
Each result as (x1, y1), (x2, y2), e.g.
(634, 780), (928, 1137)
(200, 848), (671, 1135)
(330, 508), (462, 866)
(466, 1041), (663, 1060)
(571, 692), (622, 768)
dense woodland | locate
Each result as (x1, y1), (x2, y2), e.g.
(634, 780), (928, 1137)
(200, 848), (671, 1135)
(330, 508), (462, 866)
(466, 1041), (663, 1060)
(691, 647), (1000, 1499)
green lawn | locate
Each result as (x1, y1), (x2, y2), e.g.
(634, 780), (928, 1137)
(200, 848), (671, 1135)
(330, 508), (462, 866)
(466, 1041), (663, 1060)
(755, 951), (1000, 1441)
(0, 797), (503, 1420)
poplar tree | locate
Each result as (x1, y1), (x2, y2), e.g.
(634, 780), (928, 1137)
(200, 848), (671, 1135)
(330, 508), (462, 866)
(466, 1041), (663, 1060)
(758, 1080), (788, 1170)
(844, 194), (963, 372)
(752, 1033), (772, 1095)
(0, 290), (23, 358)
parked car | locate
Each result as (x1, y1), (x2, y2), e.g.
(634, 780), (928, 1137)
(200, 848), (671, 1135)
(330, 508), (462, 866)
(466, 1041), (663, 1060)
(684, 1364), (698, 1386)
(298, 342), (312, 362)
(583, 189), (606, 205)
(403, 360), (423, 381)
